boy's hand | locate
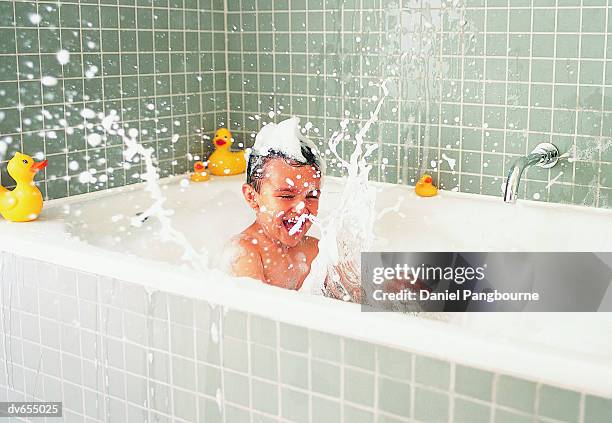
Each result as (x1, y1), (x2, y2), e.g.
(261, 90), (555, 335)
(324, 260), (363, 303)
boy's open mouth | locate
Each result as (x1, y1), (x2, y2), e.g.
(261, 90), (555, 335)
(282, 216), (301, 233)
(282, 214), (316, 236)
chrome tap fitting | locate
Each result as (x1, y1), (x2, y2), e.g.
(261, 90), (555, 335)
(503, 143), (560, 203)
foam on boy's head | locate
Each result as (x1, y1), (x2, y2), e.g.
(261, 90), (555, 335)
(247, 117), (325, 192)
(253, 116), (308, 161)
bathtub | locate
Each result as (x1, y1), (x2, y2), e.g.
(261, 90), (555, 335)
(1, 175), (611, 423)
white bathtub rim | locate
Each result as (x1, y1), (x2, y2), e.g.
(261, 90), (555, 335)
(2, 234), (612, 399)
(42, 173), (612, 217)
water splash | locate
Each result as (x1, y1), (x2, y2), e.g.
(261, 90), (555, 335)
(305, 80), (391, 301)
(376, 196), (406, 221)
(289, 213), (316, 236)
(546, 171), (564, 189)
(441, 153), (457, 171)
(557, 139), (610, 207)
(92, 111), (208, 271)
(570, 138), (611, 162)
(390, 1), (471, 182)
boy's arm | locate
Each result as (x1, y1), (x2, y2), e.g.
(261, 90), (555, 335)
(231, 239), (266, 282)
(325, 260), (363, 303)
(305, 236), (361, 302)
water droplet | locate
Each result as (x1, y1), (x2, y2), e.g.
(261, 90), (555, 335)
(56, 49), (70, 65)
(85, 65), (99, 79)
(78, 171), (95, 184)
(41, 76), (58, 87)
(87, 133), (102, 147)
(29, 13), (41, 25)
(80, 108), (96, 119)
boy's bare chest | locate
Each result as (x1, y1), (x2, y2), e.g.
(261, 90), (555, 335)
(260, 247), (313, 290)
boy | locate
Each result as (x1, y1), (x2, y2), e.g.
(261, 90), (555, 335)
(228, 117), (323, 290)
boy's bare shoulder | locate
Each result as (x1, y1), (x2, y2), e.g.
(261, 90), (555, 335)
(228, 232), (265, 280)
(232, 231), (261, 256)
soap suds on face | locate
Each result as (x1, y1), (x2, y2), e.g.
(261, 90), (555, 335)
(289, 213), (316, 236)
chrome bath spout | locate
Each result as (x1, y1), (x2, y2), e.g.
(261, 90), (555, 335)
(503, 143), (560, 203)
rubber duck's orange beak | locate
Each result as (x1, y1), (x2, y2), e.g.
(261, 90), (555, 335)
(424, 176), (432, 184)
(214, 139), (226, 147)
(30, 159), (48, 173)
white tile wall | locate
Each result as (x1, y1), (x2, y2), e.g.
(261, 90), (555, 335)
(1, 251), (608, 423)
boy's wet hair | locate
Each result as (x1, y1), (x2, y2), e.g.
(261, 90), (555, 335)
(247, 145), (321, 192)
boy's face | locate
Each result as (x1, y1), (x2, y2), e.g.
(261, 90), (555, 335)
(243, 158), (321, 247)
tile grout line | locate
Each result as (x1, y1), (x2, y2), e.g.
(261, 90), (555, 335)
(499, 0), (510, 197)
(522, 0), (536, 201)
(490, 372), (499, 423)
(477, 0), (488, 197)
(447, 361), (455, 423)
(151, 2), (161, 190)
(595, 0), (609, 207)
(115, 1), (128, 190)
(223, 0), (230, 129)
(33, 1), (50, 200)
(97, 0), (109, 195)
(548, 0), (561, 202)
(571, 0), (584, 206)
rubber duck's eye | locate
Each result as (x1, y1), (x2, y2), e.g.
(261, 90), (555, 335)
(22, 159), (28, 164)
(224, 136), (227, 139)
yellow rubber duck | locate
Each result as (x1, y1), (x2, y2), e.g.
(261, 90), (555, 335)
(0, 152), (48, 222)
(208, 128), (246, 176)
(415, 174), (438, 197)
(190, 161), (210, 182)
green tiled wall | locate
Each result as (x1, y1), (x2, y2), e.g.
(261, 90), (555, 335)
(0, 0), (226, 199)
(224, 0), (612, 208)
(1, 0), (611, 208)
